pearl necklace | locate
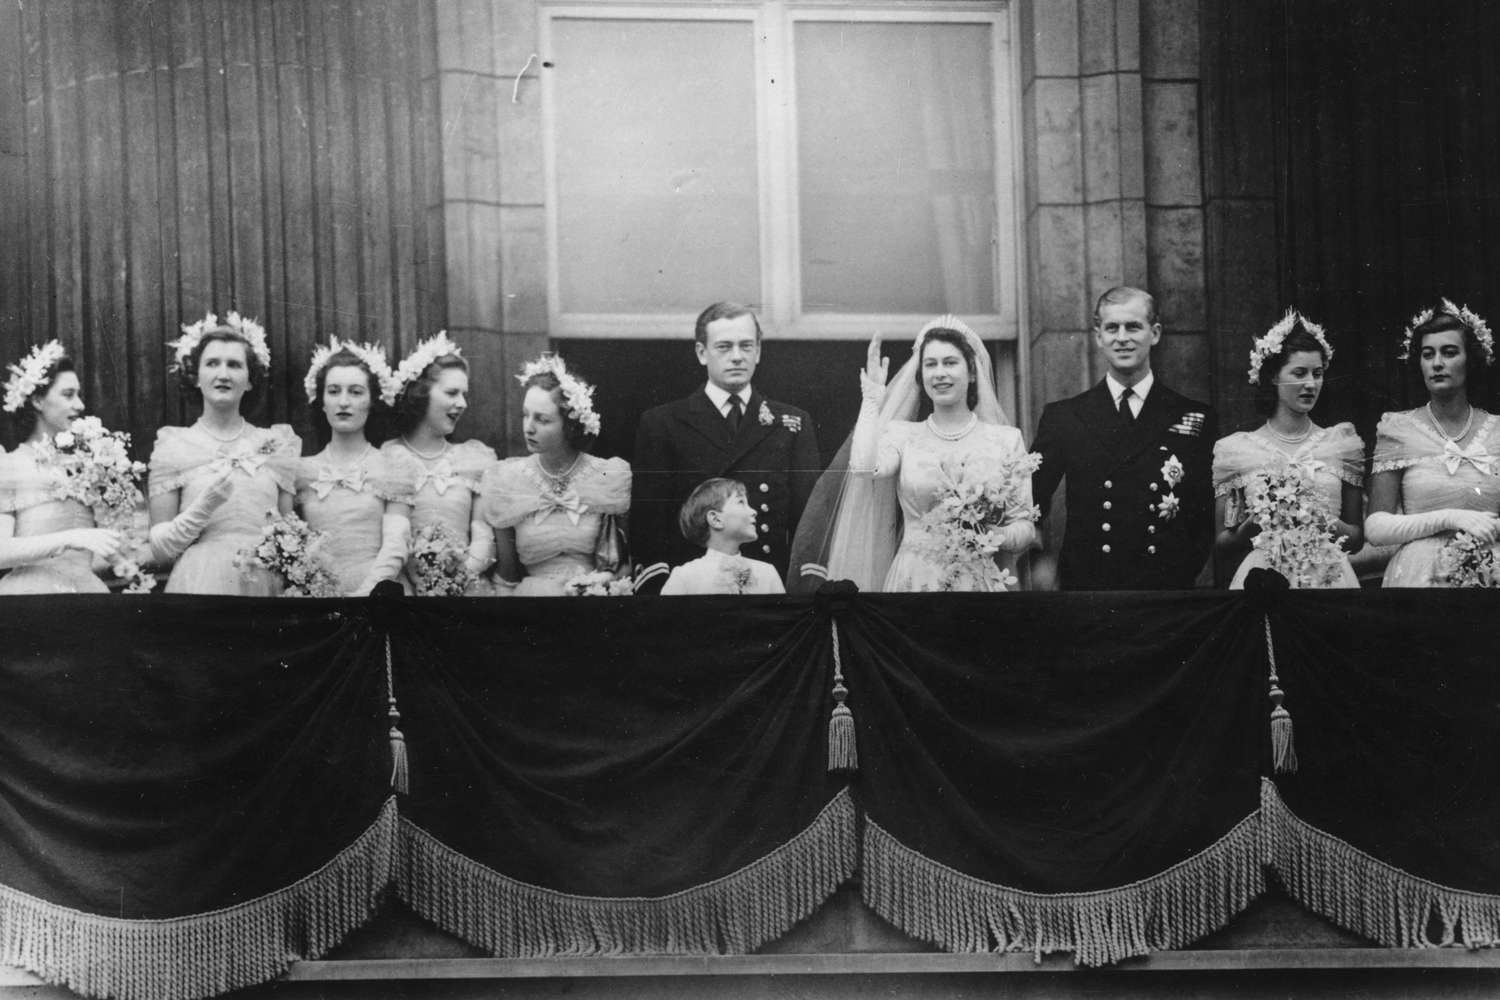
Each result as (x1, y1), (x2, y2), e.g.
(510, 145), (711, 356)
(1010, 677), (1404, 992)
(536, 452), (583, 494)
(199, 418), (247, 443)
(926, 414), (977, 441)
(1264, 421), (1313, 446)
(1426, 402), (1474, 443)
(402, 437), (450, 461)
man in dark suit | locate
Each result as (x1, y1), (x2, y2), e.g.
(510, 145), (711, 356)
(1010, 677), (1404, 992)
(1031, 286), (1217, 590)
(631, 302), (821, 590)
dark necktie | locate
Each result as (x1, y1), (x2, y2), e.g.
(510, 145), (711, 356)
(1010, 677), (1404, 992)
(1118, 387), (1135, 424)
(725, 394), (743, 437)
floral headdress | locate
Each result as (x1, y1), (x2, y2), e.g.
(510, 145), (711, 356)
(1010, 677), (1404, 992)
(304, 338), (400, 407)
(393, 332), (463, 398)
(1397, 298), (1494, 364)
(1247, 308), (1333, 385)
(516, 353), (601, 438)
(168, 311), (272, 375)
(3, 340), (68, 413)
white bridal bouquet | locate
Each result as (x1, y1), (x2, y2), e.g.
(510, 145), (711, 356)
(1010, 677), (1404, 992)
(234, 513), (341, 597)
(1434, 531), (1500, 588)
(1245, 462), (1347, 589)
(561, 570), (634, 596)
(915, 452), (1042, 591)
(37, 416), (155, 593)
(407, 523), (477, 596)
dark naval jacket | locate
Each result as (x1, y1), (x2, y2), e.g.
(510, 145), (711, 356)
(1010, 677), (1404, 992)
(631, 388), (821, 589)
(1031, 380), (1217, 590)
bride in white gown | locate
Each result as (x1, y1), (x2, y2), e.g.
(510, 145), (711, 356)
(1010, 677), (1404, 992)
(797, 317), (1038, 593)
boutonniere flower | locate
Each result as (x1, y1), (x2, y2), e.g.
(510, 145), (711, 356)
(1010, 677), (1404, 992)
(1161, 454), (1184, 488)
(781, 414), (802, 433)
(1156, 492), (1181, 521)
(758, 400), (774, 426)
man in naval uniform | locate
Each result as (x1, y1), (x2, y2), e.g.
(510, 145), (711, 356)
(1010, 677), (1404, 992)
(1031, 286), (1216, 590)
(631, 302), (821, 591)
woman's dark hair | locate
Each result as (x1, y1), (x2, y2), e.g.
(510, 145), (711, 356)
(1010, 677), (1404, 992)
(10, 356), (76, 439)
(521, 370), (597, 452)
(390, 353), (468, 438)
(1407, 310), (1490, 403)
(914, 327), (980, 414)
(309, 348), (390, 446)
(176, 329), (268, 406)
(1252, 326), (1329, 417)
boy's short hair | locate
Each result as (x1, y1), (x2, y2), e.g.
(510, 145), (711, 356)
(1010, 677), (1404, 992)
(678, 477), (747, 547)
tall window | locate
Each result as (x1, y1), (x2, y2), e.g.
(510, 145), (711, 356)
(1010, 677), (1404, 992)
(540, 1), (1019, 343)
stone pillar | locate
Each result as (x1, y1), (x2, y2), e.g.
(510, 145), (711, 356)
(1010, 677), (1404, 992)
(433, 0), (547, 451)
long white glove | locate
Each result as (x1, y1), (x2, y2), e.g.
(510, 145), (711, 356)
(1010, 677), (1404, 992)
(464, 519), (496, 577)
(1365, 509), (1499, 546)
(849, 376), (886, 475)
(352, 513), (411, 596)
(0, 530), (117, 569)
(149, 478), (233, 563)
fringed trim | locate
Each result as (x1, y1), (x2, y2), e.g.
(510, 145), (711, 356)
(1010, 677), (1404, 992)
(397, 788), (857, 957)
(1262, 778), (1500, 948)
(861, 810), (1266, 966)
(0, 797), (397, 1000)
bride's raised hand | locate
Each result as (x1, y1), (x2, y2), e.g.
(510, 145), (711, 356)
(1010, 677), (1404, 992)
(859, 333), (890, 407)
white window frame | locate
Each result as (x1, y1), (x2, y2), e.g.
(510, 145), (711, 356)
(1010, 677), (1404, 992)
(538, 0), (1023, 343)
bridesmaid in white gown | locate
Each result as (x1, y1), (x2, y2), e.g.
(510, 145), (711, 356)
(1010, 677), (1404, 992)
(295, 341), (417, 595)
(379, 332), (497, 594)
(1366, 300), (1500, 586)
(834, 316), (1037, 592)
(480, 355), (631, 595)
(0, 342), (125, 593)
(148, 313), (301, 595)
(1212, 310), (1364, 588)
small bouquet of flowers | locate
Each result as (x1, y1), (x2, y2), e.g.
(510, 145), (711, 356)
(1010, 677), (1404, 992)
(1245, 462), (1347, 589)
(408, 523), (477, 597)
(561, 570), (634, 596)
(234, 513), (341, 597)
(915, 452), (1043, 591)
(35, 416), (156, 593)
(1434, 531), (1500, 588)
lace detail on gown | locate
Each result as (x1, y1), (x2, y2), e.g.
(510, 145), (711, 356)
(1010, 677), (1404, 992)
(148, 423), (302, 595)
(296, 447), (419, 594)
(0, 445), (108, 594)
(1374, 409), (1500, 587)
(479, 454), (632, 595)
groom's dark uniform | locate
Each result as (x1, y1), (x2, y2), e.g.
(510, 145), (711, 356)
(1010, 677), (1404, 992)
(1031, 380), (1216, 590)
(632, 388), (820, 586)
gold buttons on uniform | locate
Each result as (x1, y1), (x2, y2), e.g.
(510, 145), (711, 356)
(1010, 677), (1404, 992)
(759, 483), (769, 493)
(1101, 544), (1111, 554)
(759, 524), (768, 533)
(1148, 525), (1156, 534)
(1102, 523), (1111, 532)
(1102, 501), (1112, 510)
(760, 504), (769, 512)
(1103, 480), (1113, 489)
(761, 544), (771, 554)
(1147, 545), (1157, 554)
(1149, 482), (1158, 492)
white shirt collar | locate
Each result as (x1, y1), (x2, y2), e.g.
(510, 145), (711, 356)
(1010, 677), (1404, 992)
(704, 383), (753, 415)
(1105, 372), (1153, 410)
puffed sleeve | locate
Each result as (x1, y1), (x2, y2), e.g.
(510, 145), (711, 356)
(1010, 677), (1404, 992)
(478, 457), (536, 530)
(0, 451), (19, 515)
(262, 423), (304, 493)
(577, 456), (632, 516)
(1324, 422), (1367, 487)
(873, 421), (910, 479)
(454, 440), (499, 493)
(147, 426), (194, 498)
(1212, 432), (1258, 498)
(373, 447), (419, 504)
(1371, 410), (1421, 474)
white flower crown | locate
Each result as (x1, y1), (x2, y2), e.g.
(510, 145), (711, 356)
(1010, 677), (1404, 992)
(1246, 308), (1333, 385)
(304, 339), (400, 407)
(1397, 298), (1494, 364)
(393, 332), (464, 398)
(3, 340), (68, 413)
(516, 353), (602, 438)
(169, 311), (272, 375)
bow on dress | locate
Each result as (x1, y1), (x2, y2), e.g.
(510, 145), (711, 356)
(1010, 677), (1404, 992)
(534, 488), (588, 526)
(414, 460), (458, 495)
(208, 453), (269, 478)
(1442, 438), (1494, 476)
(311, 466), (367, 499)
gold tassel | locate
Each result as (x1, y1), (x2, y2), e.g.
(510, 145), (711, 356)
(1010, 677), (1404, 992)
(1263, 615), (1296, 774)
(385, 634), (410, 795)
(827, 620), (857, 772)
